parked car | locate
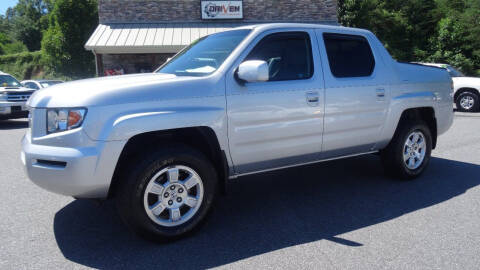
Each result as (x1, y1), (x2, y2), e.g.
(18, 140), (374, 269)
(22, 23), (454, 241)
(21, 79), (64, 90)
(0, 71), (35, 120)
(419, 63), (480, 112)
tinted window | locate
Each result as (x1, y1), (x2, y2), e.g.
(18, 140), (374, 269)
(25, 82), (40, 90)
(323, 33), (375, 78)
(157, 29), (251, 77)
(245, 32), (314, 81)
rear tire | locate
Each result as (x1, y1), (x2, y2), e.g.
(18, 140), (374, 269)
(456, 91), (479, 112)
(115, 144), (218, 242)
(381, 121), (432, 180)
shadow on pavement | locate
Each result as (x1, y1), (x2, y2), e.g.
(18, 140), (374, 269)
(53, 155), (480, 269)
(453, 107), (480, 114)
(0, 119), (28, 130)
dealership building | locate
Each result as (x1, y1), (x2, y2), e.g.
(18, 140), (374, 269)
(85, 0), (338, 76)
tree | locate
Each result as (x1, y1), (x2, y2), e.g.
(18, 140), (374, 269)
(0, 16), (28, 55)
(42, 0), (98, 78)
(338, 0), (480, 75)
(428, 0), (480, 75)
(338, 0), (440, 62)
(5, 0), (50, 51)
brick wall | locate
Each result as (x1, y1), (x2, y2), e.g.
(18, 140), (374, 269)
(99, 0), (337, 23)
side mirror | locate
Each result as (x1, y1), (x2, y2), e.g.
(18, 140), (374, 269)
(236, 60), (269, 83)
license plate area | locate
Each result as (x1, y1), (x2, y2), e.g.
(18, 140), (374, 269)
(11, 106), (22, 112)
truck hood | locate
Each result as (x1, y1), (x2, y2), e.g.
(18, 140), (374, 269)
(0, 86), (35, 92)
(27, 73), (207, 108)
(452, 76), (480, 86)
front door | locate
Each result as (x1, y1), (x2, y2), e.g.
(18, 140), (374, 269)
(226, 30), (325, 174)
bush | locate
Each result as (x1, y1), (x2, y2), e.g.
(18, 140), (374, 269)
(0, 51), (65, 80)
(1, 41), (28, 55)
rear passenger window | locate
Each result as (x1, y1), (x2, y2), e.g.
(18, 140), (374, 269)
(323, 33), (375, 78)
(245, 32), (314, 81)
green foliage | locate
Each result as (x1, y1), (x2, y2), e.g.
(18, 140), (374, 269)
(1, 41), (28, 54)
(338, 0), (480, 76)
(427, 0), (480, 75)
(41, 0), (98, 79)
(0, 51), (45, 80)
(0, 0), (96, 79)
(0, 28), (28, 55)
(4, 0), (50, 51)
(0, 50), (72, 81)
(338, 0), (439, 61)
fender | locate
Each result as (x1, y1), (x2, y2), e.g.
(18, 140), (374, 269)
(107, 106), (225, 140)
(82, 93), (228, 143)
(376, 90), (437, 150)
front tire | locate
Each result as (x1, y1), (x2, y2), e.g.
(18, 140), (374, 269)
(381, 121), (432, 180)
(456, 91), (479, 112)
(116, 145), (218, 242)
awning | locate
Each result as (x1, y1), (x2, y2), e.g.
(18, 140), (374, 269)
(85, 23), (248, 54)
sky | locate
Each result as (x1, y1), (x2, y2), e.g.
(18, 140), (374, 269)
(0, 0), (18, 15)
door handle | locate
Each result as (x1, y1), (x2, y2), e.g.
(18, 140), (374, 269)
(306, 91), (319, 106)
(376, 88), (385, 98)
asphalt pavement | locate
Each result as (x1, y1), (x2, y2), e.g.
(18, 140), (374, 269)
(0, 112), (479, 270)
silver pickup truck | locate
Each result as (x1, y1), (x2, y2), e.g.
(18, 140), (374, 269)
(0, 72), (34, 120)
(22, 23), (454, 241)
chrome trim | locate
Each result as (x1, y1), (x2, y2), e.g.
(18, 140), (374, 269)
(229, 151), (378, 179)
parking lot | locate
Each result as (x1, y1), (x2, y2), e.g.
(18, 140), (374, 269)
(1, 112), (479, 269)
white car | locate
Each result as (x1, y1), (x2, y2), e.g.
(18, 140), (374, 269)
(21, 80), (64, 90)
(419, 63), (479, 112)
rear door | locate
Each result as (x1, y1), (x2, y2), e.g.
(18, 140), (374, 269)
(225, 29), (325, 173)
(315, 30), (390, 158)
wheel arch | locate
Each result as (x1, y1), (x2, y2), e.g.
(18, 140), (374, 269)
(107, 126), (229, 199)
(393, 107), (437, 149)
(454, 87), (479, 102)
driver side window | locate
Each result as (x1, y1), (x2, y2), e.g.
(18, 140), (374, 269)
(245, 32), (314, 82)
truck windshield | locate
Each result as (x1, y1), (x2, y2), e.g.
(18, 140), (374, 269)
(156, 29), (251, 77)
(0, 75), (22, 87)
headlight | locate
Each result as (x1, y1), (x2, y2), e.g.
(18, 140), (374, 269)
(46, 108), (87, 134)
(0, 91), (7, 101)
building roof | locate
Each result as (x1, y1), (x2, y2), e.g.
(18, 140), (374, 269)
(85, 22), (345, 54)
(85, 22), (250, 54)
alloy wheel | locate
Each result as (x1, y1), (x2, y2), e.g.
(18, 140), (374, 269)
(143, 165), (204, 227)
(403, 131), (426, 170)
(460, 95), (475, 110)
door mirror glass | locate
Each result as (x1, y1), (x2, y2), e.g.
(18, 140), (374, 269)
(237, 60), (269, 83)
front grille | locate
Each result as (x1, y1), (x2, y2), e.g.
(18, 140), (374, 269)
(6, 92), (33, 102)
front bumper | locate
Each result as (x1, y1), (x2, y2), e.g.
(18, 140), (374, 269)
(0, 101), (28, 119)
(21, 131), (126, 199)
